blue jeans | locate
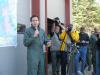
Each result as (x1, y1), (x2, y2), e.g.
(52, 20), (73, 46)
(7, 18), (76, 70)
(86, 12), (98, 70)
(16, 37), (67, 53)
(96, 50), (100, 75)
(51, 51), (61, 75)
(74, 46), (88, 75)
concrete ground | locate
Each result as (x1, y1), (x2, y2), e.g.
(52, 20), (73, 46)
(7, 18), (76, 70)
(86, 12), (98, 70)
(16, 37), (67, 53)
(48, 64), (93, 75)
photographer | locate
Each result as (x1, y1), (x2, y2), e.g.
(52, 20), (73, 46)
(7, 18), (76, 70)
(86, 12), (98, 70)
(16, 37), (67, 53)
(96, 33), (100, 48)
(89, 27), (99, 75)
(96, 33), (100, 75)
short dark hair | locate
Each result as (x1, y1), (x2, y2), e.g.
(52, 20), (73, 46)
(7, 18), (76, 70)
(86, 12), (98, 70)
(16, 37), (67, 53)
(30, 15), (39, 21)
(80, 26), (85, 31)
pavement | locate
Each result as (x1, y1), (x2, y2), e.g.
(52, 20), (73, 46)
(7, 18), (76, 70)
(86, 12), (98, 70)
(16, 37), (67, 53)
(48, 64), (93, 75)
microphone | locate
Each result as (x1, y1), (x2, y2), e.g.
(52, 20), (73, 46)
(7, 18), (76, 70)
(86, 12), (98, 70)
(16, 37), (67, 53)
(35, 27), (39, 33)
(34, 27), (39, 37)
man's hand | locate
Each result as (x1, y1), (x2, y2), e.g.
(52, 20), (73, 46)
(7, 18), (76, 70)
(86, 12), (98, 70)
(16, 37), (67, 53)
(81, 40), (85, 43)
(34, 29), (39, 37)
(47, 41), (52, 47)
(81, 40), (89, 44)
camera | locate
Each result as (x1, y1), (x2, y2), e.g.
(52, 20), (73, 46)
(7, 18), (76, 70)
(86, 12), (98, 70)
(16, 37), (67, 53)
(96, 33), (100, 39)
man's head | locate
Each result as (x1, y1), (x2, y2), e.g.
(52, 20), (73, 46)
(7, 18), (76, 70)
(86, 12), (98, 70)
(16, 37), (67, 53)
(30, 15), (39, 28)
(80, 26), (85, 33)
(67, 24), (73, 32)
(55, 25), (60, 33)
(94, 27), (99, 33)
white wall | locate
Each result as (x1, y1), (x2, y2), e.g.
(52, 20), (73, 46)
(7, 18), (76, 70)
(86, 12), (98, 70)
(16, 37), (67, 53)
(0, 47), (16, 75)
(0, 35), (27, 75)
(40, 0), (46, 30)
(16, 0), (31, 74)
(17, 0), (31, 27)
(47, 0), (65, 23)
(40, 0), (46, 52)
(0, 0), (31, 75)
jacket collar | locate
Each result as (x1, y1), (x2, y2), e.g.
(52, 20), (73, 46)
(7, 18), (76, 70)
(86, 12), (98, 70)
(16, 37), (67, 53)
(31, 25), (40, 30)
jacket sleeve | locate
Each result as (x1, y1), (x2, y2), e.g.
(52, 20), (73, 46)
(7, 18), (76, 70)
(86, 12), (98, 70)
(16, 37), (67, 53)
(89, 35), (95, 50)
(86, 34), (89, 41)
(44, 32), (49, 45)
(23, 29), (35, 47)
(96, 38), (100, 48)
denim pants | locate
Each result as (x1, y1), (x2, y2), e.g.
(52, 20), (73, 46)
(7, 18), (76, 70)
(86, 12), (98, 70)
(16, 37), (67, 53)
(51, 51), (60, 75)
(96, 50), (100, 75)
(74, 46), (88, 75)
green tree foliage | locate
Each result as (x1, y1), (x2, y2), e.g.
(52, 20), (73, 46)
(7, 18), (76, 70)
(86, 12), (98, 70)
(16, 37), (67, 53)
(72, 0), (100, 32)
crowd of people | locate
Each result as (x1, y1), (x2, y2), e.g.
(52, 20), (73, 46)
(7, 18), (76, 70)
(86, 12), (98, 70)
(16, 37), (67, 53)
(23, 15), (100, 75)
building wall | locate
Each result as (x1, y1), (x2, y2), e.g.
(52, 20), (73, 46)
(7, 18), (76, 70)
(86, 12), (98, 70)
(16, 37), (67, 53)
(17, 0), (31, 27)
(0, 0), (31, 75)
(0, 0), (71, 75)
(40, 0), (46, 30)
(47, 0), (65, 23)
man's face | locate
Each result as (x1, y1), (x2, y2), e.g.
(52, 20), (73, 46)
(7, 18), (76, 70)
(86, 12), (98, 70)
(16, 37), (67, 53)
(68, 24), (73, 32)
(31, 17), (39, 28)
(94, 28), (99, 33)
(55, 26), (60, 33)
(80, 28), (85, 33)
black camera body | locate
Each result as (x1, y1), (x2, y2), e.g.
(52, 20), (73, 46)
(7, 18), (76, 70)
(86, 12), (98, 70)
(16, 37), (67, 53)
(96, 33), (100, 39)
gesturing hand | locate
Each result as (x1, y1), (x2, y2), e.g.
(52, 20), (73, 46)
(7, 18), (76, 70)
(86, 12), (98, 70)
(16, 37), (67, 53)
(47, 41), (52, 47)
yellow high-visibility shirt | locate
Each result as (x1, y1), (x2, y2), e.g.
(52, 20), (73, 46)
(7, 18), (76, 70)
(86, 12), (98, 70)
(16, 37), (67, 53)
(59, 30), (79, 51)
(60, 31), (68, 51)
(71, 30), (79, 43)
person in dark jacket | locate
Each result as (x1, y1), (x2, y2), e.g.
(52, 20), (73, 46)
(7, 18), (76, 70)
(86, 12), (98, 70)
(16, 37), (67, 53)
(90, 27), (99, 75)
(23, 15), (51, 75)
(74, 26), (89, 75)
(96, 32), (100, 75)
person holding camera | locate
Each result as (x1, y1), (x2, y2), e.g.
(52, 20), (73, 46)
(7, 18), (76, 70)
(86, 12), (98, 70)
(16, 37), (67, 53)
(95, 31), (100, 75)
(90, 27), (99, 75)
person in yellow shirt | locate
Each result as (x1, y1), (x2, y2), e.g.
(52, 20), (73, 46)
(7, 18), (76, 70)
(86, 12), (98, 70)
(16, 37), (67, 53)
(59, 24), (80, 75)
(59, 24), (73, 75)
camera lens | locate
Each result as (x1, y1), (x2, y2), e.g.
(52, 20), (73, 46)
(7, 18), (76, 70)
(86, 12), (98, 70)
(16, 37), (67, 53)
(97, 34), (99, 37)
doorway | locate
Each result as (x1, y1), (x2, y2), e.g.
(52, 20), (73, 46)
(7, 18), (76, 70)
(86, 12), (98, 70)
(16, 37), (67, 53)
(46, 0), (66, 75)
